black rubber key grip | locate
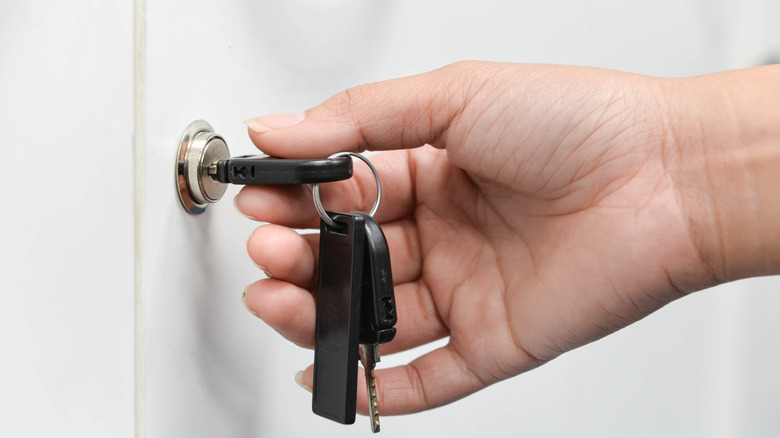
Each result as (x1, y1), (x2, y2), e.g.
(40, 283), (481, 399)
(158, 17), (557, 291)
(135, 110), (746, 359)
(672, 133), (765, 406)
(215, 155), (353, 185)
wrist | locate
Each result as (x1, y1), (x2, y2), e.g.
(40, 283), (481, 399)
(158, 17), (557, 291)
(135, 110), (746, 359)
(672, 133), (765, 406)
(662, 65), (780, 284)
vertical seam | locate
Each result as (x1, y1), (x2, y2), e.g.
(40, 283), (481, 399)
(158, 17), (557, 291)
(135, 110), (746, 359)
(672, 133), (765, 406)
(132, 0), (146, 437)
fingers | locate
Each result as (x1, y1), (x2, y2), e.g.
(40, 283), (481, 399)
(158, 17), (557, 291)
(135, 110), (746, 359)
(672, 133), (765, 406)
(246, 225), (315, 287)
(298, 344), (487, 415)
(243, 63), (473, 158)
(245, 221), (443, 353)
(235, 150), (416, 228)
(244, 223), (445, 353)
(234, 184), (313, 228)
(243, 225), (317, 349)
(380, 282), (447, 355)
(243, 278), (316, 349)
(246, 218), (422, 290)
(245, 221), (446, 353)
(245, 279), (448, 356)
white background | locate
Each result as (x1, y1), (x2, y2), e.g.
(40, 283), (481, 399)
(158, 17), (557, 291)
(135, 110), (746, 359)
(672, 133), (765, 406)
(1, 0), (779, 437)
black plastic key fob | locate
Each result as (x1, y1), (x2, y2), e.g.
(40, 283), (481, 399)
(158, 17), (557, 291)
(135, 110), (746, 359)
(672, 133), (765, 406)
(312, 211), (365, 425)
(356, 212), (397, 345)
(215, 155), (353, 185)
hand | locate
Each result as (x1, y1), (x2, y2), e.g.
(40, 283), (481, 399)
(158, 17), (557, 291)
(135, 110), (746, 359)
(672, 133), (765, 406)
(235, 61), (774, 415)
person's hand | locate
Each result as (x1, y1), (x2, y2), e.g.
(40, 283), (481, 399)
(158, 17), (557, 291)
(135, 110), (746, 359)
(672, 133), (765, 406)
(235, 61), (779, 414)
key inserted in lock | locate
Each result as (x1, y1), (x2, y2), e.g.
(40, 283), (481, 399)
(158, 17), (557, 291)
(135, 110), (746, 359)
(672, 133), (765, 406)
(176, 120), (353, 214)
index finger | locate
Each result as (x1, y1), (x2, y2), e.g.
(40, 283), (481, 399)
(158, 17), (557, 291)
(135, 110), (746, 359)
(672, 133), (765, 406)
(242, 63), (474, 158)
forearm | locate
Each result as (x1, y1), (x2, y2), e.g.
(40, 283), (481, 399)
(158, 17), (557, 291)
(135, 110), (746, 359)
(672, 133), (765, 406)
(663, 64), (780, 284)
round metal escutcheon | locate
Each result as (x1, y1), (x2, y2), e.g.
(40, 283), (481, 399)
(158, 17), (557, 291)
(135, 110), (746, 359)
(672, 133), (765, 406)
(175, 120), (230, 214)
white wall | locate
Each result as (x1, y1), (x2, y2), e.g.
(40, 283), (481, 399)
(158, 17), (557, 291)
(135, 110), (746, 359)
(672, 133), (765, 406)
(140, 1), (780, 437)
(0, 1), (135, 436)
(2, 0), (778, 437)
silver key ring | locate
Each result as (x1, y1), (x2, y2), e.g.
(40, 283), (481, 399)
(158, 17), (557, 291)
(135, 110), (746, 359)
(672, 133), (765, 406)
(312, 151), (382, 228)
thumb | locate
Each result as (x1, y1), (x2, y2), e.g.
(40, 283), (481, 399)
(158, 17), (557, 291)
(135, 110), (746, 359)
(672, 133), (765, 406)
(243, 63), (473, 158)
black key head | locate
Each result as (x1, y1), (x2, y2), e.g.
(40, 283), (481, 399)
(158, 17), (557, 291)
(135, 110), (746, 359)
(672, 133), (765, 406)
(215, 155), (353, 185)
(356, 213), (397, 335)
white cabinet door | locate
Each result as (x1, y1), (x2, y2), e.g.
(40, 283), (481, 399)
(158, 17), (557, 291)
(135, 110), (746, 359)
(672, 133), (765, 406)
(140, 2), (780, 437)
(1, 1), (134, 436)
(4, 0), (778, 436)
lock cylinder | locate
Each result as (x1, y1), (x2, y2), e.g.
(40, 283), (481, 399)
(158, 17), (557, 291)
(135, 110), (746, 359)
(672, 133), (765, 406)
(176, 120), (230, 214)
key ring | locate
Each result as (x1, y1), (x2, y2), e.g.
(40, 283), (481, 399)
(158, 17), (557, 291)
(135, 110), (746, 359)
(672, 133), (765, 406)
(312, 151), (382, 228)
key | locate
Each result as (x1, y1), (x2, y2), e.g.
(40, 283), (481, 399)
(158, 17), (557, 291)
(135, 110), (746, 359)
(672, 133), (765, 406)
(312, 211), (397, 432)
(312, 211), (366, 425)
(356, 212), (397, 433)
(212, 155), (353, 185)
(359, 344), (381, 433)
(359, 213), (397, 335)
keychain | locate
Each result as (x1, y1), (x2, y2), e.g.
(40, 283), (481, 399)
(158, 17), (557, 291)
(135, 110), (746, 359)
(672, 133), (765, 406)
(175, 121), (397, 432)
(311, 152), (397, 433)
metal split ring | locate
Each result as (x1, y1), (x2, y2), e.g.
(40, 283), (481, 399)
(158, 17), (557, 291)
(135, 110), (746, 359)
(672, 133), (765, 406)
(312, 152), (382, 228)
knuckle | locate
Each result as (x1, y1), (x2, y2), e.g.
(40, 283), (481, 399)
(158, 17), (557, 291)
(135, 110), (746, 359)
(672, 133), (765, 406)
(327, 85), (369, 120)
(438, 60), (488, 80)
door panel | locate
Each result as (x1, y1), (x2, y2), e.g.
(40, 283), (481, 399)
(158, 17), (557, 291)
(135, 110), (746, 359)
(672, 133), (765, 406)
(5, 0), (775, 436)
(142, 1), (780, 437)
(0, 1), (134, 436)
(141, 2), (773, 437)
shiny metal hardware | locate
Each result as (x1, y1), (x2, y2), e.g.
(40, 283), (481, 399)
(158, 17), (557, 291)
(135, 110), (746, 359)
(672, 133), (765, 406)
(176, 120), (230, 214)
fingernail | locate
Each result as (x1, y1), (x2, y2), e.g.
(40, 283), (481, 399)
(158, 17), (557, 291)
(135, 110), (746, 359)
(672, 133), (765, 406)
(256, 264), (272, 278)
(294, 371), (312, 392)
(241, 285), (249, 309)
(241, 285), (260, 318)
(234, 195), (259, 220)
(245, 232), (272, 277)
(244, 113), (305, 134)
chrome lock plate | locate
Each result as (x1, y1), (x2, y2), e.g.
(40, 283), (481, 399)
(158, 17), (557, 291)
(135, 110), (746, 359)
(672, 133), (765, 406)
(175, 120), (230, 214)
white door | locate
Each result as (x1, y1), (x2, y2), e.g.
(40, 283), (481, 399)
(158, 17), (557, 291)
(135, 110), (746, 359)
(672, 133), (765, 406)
(3, 1), (779, 437)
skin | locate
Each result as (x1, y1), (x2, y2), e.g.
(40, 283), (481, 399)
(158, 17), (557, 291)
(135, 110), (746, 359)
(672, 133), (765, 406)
(236, 61), (780, 415)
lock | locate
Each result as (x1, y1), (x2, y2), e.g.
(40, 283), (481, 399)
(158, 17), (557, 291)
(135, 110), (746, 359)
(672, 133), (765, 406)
(176, 120), (354, 214)
(176, 120), (230, 214)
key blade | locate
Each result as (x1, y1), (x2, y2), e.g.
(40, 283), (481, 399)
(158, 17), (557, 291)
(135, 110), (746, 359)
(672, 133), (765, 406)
(360, 344), (381, 433)
(366, 367), (380, 433)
